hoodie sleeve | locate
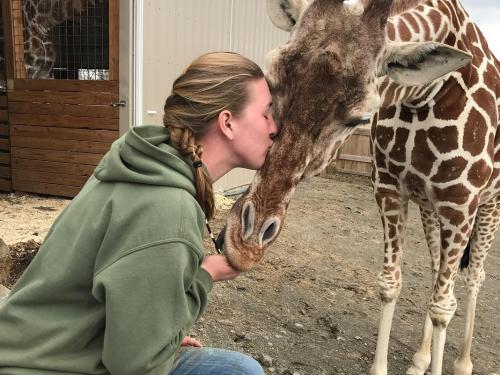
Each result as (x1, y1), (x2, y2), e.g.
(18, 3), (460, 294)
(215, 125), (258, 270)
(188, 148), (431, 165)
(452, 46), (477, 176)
(92, 241), (213, 375)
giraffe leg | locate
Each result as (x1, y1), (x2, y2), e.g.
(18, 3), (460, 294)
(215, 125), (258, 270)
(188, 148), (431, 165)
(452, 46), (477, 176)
(453, 197), (500, 375)
(429, 203), (477, 375)
(407, 207), (441, 375)
(370, 193), (408, 375)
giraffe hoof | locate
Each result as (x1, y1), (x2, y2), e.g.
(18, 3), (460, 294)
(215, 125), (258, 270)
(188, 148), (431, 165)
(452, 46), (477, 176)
(406, 365), (426, 375)
(407, 352), (430, 375)
(453, 359), (472, 375)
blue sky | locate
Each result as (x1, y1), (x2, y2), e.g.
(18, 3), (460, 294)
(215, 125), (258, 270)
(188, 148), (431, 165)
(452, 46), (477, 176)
(461, 0), (500, 57)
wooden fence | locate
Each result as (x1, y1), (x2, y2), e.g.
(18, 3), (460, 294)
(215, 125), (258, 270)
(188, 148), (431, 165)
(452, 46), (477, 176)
(335, 127), (372, 177)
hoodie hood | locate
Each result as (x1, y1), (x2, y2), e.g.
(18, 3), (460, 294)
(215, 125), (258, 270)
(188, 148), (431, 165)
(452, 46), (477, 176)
(94, 125), (199, 197)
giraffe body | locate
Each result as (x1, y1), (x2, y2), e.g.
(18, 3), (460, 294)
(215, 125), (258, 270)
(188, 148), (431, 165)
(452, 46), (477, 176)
(216, 0), (495, 372)
(370, 1), (499, 374)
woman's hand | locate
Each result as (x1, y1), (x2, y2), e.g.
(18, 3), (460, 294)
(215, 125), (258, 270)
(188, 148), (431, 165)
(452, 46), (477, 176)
(201, 254), (240, 282)
(181, 336), (203, 347)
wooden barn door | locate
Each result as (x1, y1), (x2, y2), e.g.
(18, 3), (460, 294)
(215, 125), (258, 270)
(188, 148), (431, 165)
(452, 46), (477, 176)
(0, 5), (12, 192)
(3, 0), (119, 197)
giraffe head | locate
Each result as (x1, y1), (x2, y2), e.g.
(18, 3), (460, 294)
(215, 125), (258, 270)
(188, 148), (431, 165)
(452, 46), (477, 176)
(223, 0), (471, 271)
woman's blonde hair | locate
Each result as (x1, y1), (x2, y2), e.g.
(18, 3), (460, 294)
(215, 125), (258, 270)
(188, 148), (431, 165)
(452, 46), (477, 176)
(163, 52), (264, 220)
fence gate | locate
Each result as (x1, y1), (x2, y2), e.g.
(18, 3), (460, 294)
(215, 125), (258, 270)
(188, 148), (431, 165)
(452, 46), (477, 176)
(0, 6), (11, 192)
(1, 0), (119, 197)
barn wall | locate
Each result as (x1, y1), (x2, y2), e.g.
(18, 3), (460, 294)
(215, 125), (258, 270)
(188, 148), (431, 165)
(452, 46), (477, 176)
(140, 0), (288, 192)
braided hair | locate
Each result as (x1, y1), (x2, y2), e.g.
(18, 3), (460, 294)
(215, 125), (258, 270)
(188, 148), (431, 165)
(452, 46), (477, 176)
(163, 52), (263, 219)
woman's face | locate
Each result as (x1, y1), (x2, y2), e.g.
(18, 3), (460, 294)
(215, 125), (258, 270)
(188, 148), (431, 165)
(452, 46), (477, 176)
(231, 77), (278, 170)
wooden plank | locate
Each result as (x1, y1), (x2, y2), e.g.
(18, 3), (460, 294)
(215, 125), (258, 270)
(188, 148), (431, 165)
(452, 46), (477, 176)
(0, 96), (7, 108)
(11, 136), (111, 154)
(13, 79), (119, 93)
(11, 147), (104, 165)
(12, 158), (96, 176)
(12, 169), (89, 187)
(11, 125), (119, 143)
(10, 113), (118, 130)
(0, 110), (8, 123)
(0, 178), (13, 192)
(2, 0), (15, 79)
(109, 0), (119, 81)
(9, 101), (119, 119)
(0, 124), (9, 136)
(352, 127), (371, 136)
(0, 166), (11, 178)
(0, 152), (10, 164)
(337, 154), (372, 163)
(8, 90), (119, 105)
(0, 138), (9, 151)
(12, 179), (79, 198)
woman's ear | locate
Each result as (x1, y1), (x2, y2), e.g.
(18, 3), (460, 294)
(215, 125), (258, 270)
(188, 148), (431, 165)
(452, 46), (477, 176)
(217, 110), (235, 140)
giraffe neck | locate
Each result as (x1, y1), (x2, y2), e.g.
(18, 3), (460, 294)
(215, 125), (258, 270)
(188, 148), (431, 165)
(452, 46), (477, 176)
(23, 0), (100, 79)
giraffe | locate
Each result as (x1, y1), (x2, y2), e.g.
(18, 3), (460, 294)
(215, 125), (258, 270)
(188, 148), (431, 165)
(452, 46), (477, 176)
(369, 1), (499, 374)
(219, 0), (498, 374)
(21, 0), (101, 79)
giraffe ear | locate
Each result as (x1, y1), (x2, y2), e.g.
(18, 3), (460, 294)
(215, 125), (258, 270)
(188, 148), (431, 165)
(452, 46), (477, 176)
(381, 41), (472, 86)
(266, 0), (310, 31)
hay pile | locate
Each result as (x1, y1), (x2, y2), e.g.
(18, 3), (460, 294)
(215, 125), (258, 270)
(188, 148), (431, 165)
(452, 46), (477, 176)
(214, 193), (235, 210)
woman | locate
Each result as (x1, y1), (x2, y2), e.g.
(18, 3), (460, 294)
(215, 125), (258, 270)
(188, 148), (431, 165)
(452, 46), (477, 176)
(0, 52), (277, 375)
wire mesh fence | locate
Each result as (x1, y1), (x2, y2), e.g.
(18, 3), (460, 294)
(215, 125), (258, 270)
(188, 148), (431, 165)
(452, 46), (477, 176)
(22, 0), (109, 80)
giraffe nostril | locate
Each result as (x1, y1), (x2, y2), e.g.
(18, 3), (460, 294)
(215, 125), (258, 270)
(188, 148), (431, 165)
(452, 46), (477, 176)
(241, 201), (255, 241)
(258, 217), (281, 248)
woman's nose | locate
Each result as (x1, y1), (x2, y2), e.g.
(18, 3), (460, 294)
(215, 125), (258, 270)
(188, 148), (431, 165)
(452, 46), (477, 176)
(269, 116), (278, 140)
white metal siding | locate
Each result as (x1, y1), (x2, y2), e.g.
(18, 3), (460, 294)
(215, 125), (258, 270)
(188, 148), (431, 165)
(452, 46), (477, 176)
(141, 0), (288, 191)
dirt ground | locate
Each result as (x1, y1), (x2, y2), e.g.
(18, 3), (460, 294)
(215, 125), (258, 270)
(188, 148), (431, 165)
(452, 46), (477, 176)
(0, 172), (498, 374)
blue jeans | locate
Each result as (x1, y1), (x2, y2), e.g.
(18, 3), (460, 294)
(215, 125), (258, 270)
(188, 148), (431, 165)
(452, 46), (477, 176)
(169, 347), (264, 375)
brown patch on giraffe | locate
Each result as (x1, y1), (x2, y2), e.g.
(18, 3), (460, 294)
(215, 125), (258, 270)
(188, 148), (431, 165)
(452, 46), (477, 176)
(483, 63), (498, 94)
(414, 12), (430, 39)
(405, 171), (426, 195)
(471, 45), (485, 68)
(387, 22), (396, 41)
(472, 89), (497, 127)
(434, 77), (467, 121)
(466, 23), (479, 44)
(379, 106), (396, 121)
(375, 146), (387, 169)
(387, 215), (399, 224)
(389, 128), (409, 163)
(469, 196), (479, 215)
(375, 126), (394, 150)
(391, 253), (397, 263)
(463, 107), (488, 156)
(412, 130), (436, 175)
(428, 9), (442, 35)
(399, 106), (414, 123)
(444, 32), (457, 48)
(433, 184), (470, 205)
(439, 206), (465, 226)
(388, 162), (405, 176)
(399, 18), (412, 41)
(403, 12), (419, 33)
(468, 159), (492, 188)
(428, 126), (459, 153)
(379, 172), (398, 186)
(467, 66), (480, 87)
(431, 156), (467, 183)
(416, 107), (429, 122)
(477, 28), (494, 60)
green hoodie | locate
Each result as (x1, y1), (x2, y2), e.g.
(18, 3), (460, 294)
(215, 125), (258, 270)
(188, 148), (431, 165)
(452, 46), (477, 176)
(0, 125), (213, 375)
